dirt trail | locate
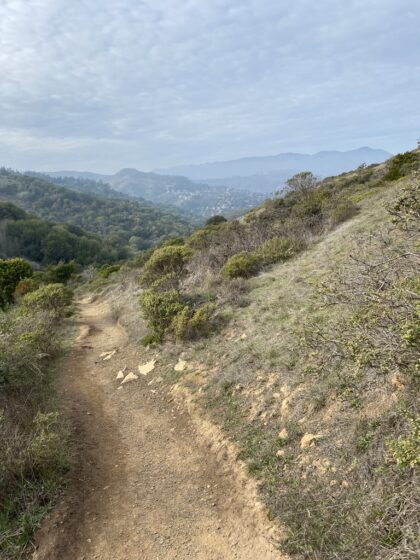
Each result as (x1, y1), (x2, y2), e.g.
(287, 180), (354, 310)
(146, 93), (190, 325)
(33, 297), (284, 560)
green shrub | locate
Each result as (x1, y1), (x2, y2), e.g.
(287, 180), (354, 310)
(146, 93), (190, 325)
(383, 151), (419, 181)
(205, 215), (227, 226)
(388, 181), (420, 232)
(45, 261), (75, 284)
(221, 251), (261, 279)
(172, 302), (217, 340)
(14, 276), (41, 296)
(0, 258), (33, 309)
(139, 289), (184, 340)
(22, 284), (72, 318)
(140, 245), (192, 288)
(257, 237), (305, 265)
(98, 263), (122, 279)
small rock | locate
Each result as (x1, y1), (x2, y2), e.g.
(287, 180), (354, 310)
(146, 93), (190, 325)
(102, 349), (117, 361)
(276, 449), (285, 457)
(116, 370), (125, 380)
(138, 359), (156, 375)
(278, 428), (288, 440)
(174, 359), (187, 372)
(300, 433), (323, 449)
(121, 372), (138, 384)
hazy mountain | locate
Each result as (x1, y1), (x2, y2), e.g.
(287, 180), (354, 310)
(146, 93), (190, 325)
(155, 147), (392, 192)
(43, 168), (265, 220)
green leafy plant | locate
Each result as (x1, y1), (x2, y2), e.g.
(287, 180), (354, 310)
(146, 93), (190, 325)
(22, 284), (72, 318)
(172, 302), (217, 340)
(140, 245), (192, 289)
(221, 251), (261, 279)
(139, 289), (184, 341)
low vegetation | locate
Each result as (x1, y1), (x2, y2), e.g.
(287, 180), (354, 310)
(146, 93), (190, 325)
(116, 149), (419, 560)
(0, 259), (73, 557)
(137, 167), (365, 344)
(2, 149), (419, 559)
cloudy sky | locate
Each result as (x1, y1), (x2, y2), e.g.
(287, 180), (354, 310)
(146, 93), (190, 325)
(0, 0), (419, 172)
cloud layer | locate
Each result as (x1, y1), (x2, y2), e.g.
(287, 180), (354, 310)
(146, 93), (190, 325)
(0, 0), (419, 171)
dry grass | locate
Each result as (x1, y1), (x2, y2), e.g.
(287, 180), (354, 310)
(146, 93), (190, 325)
(121, 176), (419, 559)
(98, 166), (419, 559)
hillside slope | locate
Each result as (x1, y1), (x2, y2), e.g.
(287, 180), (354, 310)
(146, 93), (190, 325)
(101, 150), (419, 560)
(0, 169), (192, 250)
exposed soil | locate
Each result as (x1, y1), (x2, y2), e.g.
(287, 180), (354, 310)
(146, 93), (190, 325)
(32, 297), (284, 560)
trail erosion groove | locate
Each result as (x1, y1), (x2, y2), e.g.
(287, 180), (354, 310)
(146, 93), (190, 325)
(33, 297), (284, 560)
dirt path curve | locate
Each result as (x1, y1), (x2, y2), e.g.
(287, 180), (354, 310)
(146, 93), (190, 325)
(33, 297), (284, 560)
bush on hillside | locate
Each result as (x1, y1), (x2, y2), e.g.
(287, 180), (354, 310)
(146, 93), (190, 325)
(388, 180), (420, 232)
(140, 245), (192, 289)
(257, 236), (305, 265)
(0, 258), (33, 309)
(205, 215), (227, 226)
(21, 284), (72, 319)
(221, 251), (261, 279)
(45, 261), (75, 283)
(285, 171), (318, 196)
(383, 151), (419, 181)
(139, 289), (185, 341)
(172, 302), (217, 340)
(98, 263), (122, 279)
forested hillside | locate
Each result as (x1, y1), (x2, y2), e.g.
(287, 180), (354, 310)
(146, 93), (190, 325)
(0, 201), (125, 264)
(0, 169), (192, 250)
(27, 172), (129, 200)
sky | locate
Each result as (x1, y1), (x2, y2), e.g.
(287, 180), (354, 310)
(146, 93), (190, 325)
(0, 0), (419, 173)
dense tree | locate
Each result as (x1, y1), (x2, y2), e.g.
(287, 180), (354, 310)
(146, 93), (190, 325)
(0, 201), (126, 265)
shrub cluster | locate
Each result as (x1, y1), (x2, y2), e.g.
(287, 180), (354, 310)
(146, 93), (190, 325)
(138, 169), (365, 342)
(139, 288), (216, 343)
(0, 280), (72, 555)
(221, 251), (261, 279)
(383, 151), (420, 181)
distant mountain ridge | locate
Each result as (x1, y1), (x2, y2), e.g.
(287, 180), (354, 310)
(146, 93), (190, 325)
(154, 147), (392, 191)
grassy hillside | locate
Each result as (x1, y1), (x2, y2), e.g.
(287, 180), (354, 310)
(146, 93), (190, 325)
(100, 149), (419, 559)
(0, 201), (126, 265)
(0, 169), (192, 250)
